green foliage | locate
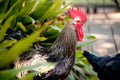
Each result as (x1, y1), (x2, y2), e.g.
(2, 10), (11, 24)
(77, 35), (96, 48)
(0, 62), (56, 80)
(65, 0), (115, 6)
(0, 0), (66, 79)
(0, 27), (46, 68)
(0, 0), (98, 80)
(0, 15), (15, 41)
(31, 0), (66, 22)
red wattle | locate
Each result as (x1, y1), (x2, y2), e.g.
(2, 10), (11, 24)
(76, 28), (84, 42)
(74, 24), (84, 42)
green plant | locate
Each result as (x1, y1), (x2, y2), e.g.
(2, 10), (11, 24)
(0, 0), (67, 79)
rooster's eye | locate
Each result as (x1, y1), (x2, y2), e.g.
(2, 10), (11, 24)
(76, 20), (80, 23)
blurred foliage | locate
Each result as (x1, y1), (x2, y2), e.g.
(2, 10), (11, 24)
(65, 0), (116, 6)
(0, 0), (98, 80)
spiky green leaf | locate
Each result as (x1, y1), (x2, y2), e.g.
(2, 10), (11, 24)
(0, 15), (15, 41)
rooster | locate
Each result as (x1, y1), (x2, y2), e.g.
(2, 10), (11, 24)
(83, 50), (120, 80)
(14, 7), (87, 80)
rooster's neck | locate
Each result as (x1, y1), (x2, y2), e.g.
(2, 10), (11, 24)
(50, 21), (77, 59)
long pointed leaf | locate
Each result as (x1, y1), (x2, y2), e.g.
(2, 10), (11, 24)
(39, 0), (62, 22)
(31, 0), (46, 19)
(0, 15), (15, 41)
(0, 0), (9, 14)
(0, 0), (20, 22)
(17, 0), (36, 20)
(0, 40), (17, 48)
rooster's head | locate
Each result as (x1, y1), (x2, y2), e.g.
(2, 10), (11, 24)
(68, 7), (87, 42)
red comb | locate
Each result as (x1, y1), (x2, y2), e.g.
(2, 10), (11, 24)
(68, 7), (87, 23)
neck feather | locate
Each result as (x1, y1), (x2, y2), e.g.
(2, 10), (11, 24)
(50, 21), (77, 58)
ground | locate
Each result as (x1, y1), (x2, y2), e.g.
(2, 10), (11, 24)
(84, 8), (120, 56)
